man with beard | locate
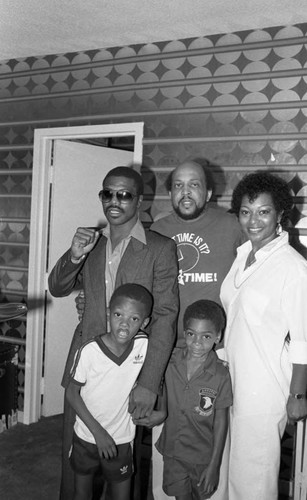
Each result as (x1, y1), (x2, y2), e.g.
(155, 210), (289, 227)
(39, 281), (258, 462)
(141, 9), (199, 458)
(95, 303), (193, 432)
(146, 159), (243, 500)
(151, 159), (243, 346)
(49, 166), (179, 500)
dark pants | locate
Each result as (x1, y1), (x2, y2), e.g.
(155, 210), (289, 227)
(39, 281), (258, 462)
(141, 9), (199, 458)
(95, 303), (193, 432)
(59, 393), (76, 500)
(59, 392), (145, 500)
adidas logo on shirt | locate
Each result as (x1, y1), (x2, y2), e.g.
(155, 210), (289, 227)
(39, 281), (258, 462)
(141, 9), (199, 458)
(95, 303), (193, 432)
(133, 354), (143, 364)
(120, 465), (128, 475)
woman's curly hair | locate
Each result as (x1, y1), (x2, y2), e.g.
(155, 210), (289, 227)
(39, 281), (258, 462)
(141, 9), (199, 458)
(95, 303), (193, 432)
(231, 171), (293, 227)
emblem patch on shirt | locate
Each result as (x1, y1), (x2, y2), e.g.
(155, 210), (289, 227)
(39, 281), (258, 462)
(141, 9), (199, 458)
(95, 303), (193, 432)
(195, 388), (217, 416)
(133, 354), (144, 364)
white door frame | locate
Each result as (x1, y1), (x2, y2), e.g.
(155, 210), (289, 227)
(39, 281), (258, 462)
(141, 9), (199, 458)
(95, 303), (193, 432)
(24, 122), (144, 424)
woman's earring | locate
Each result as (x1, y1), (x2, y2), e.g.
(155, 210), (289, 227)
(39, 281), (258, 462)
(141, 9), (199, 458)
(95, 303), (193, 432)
(276, 222), (282, 235)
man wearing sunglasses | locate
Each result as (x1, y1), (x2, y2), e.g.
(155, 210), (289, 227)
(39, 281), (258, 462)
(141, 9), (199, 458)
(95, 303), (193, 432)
(49, 165), (179, 500)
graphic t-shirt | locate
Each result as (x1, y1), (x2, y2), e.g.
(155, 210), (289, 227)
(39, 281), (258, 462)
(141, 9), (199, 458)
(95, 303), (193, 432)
(152, 205), (243, 342)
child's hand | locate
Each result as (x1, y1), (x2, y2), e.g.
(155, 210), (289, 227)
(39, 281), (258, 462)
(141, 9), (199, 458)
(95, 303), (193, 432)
(94, 427), (117, 459)
(132, 410), (166, 428)
(197, 463), (219, 498)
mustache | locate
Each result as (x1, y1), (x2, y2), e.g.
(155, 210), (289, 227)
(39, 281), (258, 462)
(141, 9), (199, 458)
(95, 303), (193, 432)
(106, 205), (124, 213)
(179, 195), (193, 202)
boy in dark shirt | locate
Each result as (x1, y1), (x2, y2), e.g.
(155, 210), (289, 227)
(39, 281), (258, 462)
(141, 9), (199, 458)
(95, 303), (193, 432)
(135, 299), (232, 500)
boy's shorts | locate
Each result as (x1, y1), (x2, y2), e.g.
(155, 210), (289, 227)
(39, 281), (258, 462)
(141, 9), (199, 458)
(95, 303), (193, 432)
(162, 455), (215, 500)
(69, 432), (133, 483)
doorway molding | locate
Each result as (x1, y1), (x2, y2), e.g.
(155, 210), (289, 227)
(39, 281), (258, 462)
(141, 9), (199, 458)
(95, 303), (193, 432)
(24, 122), (144, 424)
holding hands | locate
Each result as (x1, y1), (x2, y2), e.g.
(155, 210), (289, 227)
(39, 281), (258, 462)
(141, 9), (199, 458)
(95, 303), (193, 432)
(128, 385), (157, 420)
(130, 384), (167, 428)
(132, 409), (166, 429)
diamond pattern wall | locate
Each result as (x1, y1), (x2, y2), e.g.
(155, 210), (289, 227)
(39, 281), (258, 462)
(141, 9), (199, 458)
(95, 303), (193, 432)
(0, 23), (306, 441)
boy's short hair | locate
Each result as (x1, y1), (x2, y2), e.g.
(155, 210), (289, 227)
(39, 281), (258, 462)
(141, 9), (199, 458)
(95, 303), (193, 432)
(183, 299), (226, 332)
(109, 283), (153, 317)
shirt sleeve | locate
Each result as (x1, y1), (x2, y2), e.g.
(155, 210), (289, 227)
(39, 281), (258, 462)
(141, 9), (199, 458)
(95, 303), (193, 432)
(137, 236), (179, 393)
(214, 368), (233, 410)
(282, 267), (307, 364)
(48, 248), (85, 297)
(69, 343), (90, 385)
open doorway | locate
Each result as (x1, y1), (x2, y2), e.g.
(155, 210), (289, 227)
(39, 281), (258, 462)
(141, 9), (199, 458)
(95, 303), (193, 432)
(24, 122), (144, 424)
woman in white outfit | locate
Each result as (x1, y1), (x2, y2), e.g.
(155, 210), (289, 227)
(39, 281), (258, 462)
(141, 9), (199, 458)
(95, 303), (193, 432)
(220, 171), (307, 500)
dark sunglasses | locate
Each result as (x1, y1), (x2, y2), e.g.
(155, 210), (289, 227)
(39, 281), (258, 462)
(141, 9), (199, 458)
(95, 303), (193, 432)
(98, 189), (137, 203)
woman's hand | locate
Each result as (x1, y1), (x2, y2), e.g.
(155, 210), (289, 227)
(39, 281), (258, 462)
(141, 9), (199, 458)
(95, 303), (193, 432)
(287, 364), (307, 424)
(286, 396), (307, 425)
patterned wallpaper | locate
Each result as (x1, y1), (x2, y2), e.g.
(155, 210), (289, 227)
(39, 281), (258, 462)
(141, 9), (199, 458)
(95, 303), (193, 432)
(0, 23), (307, 411)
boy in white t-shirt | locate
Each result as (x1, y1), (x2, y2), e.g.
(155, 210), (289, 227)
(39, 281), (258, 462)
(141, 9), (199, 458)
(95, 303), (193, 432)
(66, 283), (153, 500)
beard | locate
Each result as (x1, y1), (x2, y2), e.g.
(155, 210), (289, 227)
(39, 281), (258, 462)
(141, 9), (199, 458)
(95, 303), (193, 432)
(173, 202), (206, 220)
